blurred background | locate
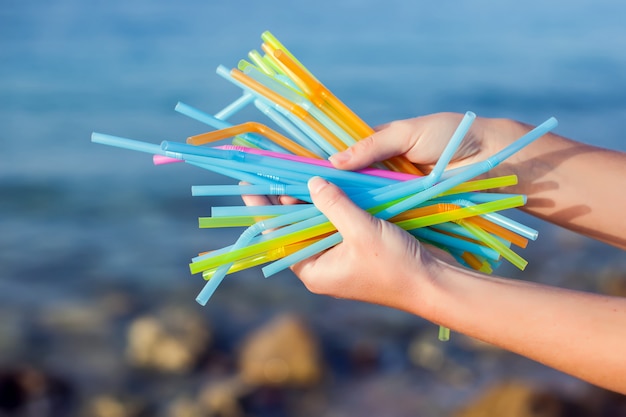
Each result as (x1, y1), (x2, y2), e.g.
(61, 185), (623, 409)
(1, 0), (626, 416)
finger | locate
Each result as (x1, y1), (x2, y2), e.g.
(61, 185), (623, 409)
(278, 195), (304, 205)
(328, 120), (416, 171)
(241, 193), (273, 207)
(307, 176), (378, 241)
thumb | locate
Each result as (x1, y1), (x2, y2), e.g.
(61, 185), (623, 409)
(308, 176), (377, 240)
(328, 122), (415, 170)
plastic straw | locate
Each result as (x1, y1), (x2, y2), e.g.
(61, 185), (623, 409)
(248, 49), (276, 76)
(91, 132), (165, 156)
(244, 65), (358, 149)
(214, 92), (255, 120)
(228, 68), (350, 153)
(218, 145), (420, 181)
(457, 219), (528, 270)
(175, 101), (291, 153)
(211, 204), (309, 217)
(438, 175), (518, 196)
(163, 141), (397, 189)
(393, 196), (525, 231)
(269, 47), (424, 175)
(253, 100), (329, 158)
(191, 184), (364, 198)
(199, 215), (275, 228)
(201, 239), (320, 280)
(188, 122), (320, 159)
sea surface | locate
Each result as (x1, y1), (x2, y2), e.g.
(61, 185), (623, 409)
(1, 0), (625, 415)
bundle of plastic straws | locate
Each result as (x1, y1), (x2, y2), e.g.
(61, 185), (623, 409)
(92, 31), (558, 340)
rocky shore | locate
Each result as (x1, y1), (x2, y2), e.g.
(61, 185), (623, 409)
(1, 267), (625, 417)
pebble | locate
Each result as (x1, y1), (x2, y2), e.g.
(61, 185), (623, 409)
(237, 314), (323, 387)
(125, 306), (211, 373)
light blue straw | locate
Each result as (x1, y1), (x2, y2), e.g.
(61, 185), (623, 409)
(91, 132), (165, 156)
(211, 204), (310, 217)
(191, 184), (364, 198)
(214, 92), (255, 120)
(265, 100), (339, 156)
(409, 228), (501, 260)
(253, 99), (329, 158)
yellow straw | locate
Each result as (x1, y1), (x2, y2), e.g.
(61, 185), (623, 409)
(440, 175), (518, 196)
(456, 219), (528, 270)
(201, 239), (320, 280)
(394, 196), (525, 231)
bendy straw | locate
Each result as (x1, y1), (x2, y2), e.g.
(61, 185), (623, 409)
(175, 101), (291, 153)
(214, 91), (255, 120)
(253, 99), (329, 158)
(188, 122), (320, 159)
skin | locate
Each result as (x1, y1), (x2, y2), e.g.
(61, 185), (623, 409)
(242, 113), (626, 394)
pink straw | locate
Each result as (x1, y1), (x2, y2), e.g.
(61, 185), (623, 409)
(153, 154), (183, 165)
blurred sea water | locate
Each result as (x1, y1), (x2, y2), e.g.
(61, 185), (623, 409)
(1, 0), (626, 415)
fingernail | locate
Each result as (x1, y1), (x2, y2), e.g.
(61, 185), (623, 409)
(329, 149), (352, 165)
(308, 176), (329, 194)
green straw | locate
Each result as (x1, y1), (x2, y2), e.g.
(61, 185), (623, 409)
(394, 196), (525, 231)
(199, 215), (276, 228)
(457, 219), (528, 270)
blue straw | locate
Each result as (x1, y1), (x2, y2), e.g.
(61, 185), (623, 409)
(253, 99), (329, 158)
(91, 132), (165, 155)
(214, 92), (255, 120)
(211, 204), (311, 217)
(161, 141), (396, 189)
(191, 184), (364, 198)
(409, 228), (501, 260)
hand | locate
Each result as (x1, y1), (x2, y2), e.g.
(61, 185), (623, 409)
(329, 113), (525, 179)
(290, 177), (444, 312)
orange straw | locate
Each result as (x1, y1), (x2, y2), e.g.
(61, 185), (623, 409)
(270, 48), (424, 176)
(464, 216), (529, 248)
(187, 122), (320, 159)
(230, 69), (350, 153)
(388, 202), (528, 248)
(389, 203), (460, 223)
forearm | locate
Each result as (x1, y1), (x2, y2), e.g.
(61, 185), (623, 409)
(484, 118), (626, 248)
(413, 261), (626, 393)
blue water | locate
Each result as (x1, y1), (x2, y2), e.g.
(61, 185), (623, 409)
(1, 0), (626, 410)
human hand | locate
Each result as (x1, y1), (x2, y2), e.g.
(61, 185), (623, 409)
(329, 113), (524, 178)
(290, 176), (445, 312)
